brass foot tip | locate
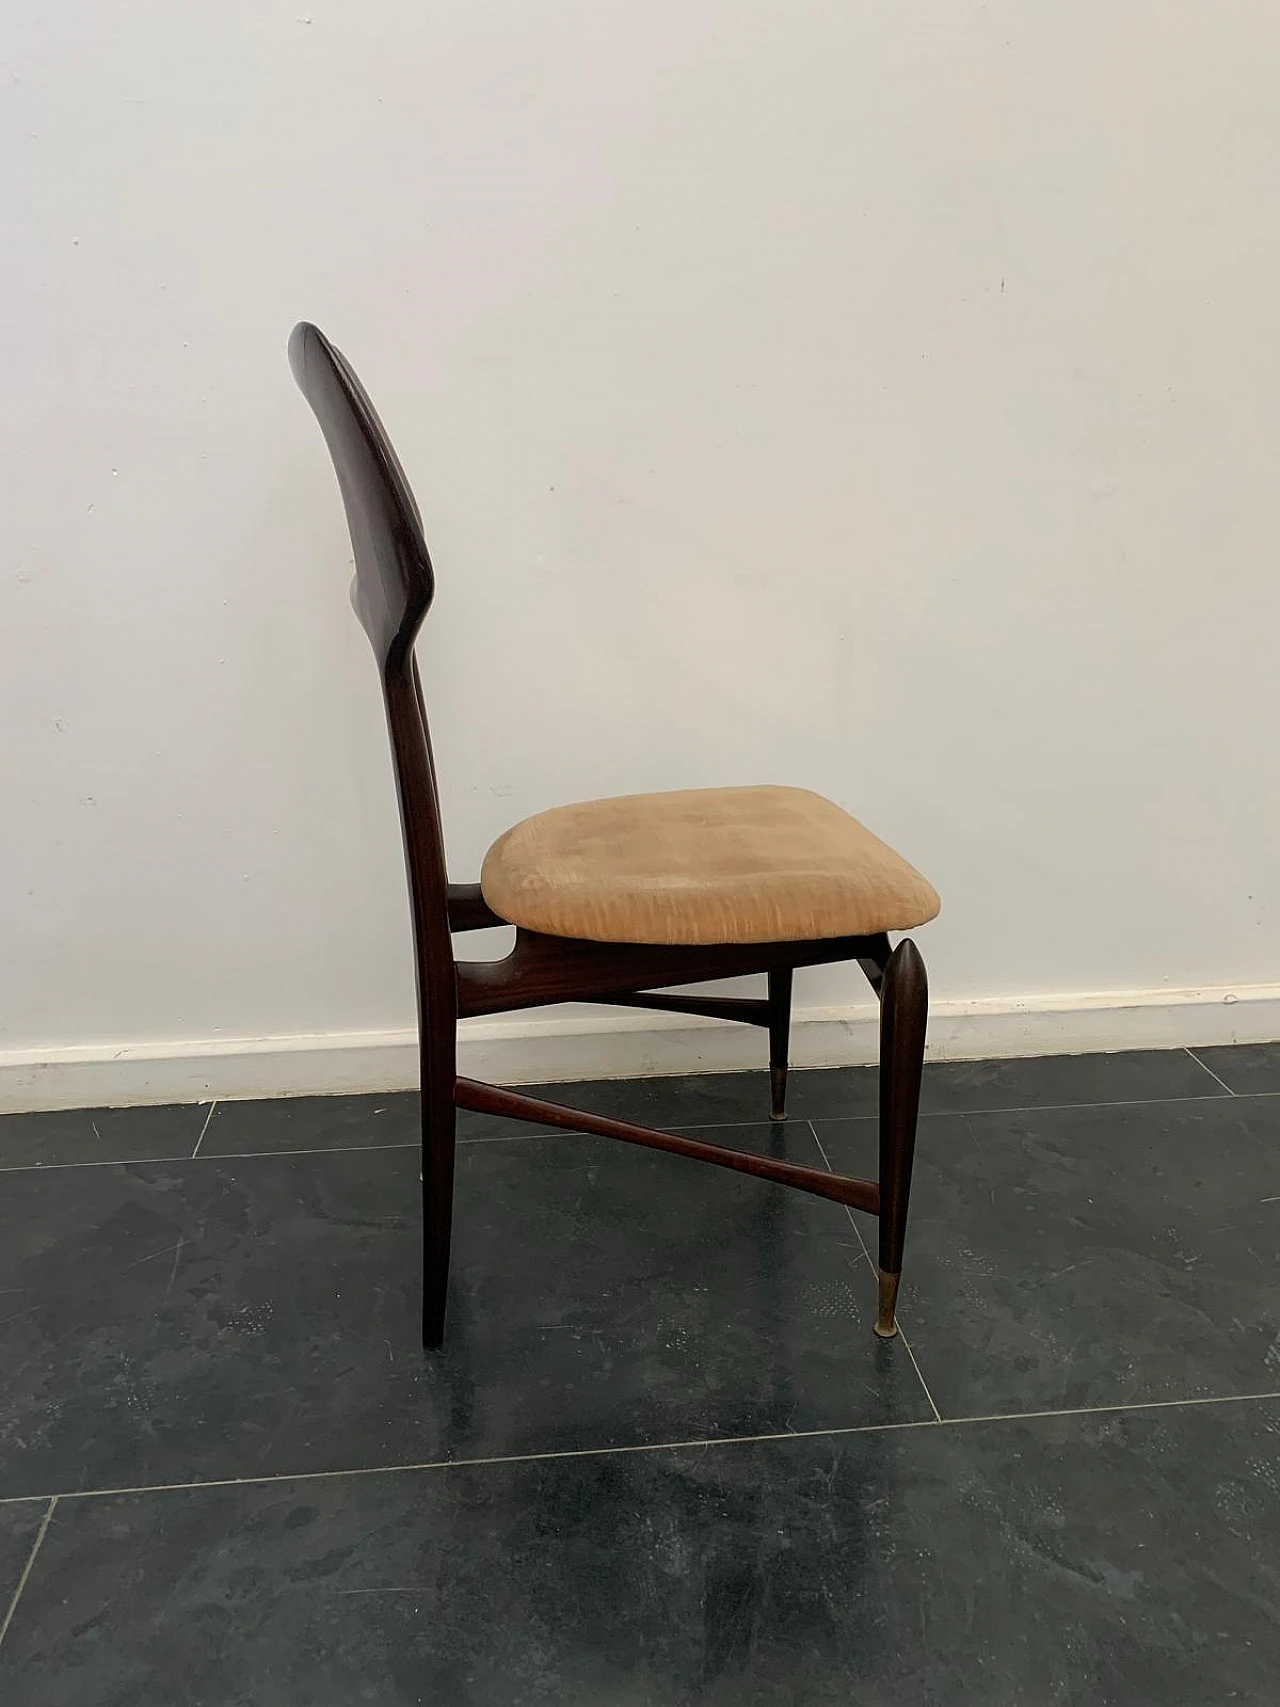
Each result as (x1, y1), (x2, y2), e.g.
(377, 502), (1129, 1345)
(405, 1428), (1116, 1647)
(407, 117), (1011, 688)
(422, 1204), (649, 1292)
(874, 1270), (901, 1339)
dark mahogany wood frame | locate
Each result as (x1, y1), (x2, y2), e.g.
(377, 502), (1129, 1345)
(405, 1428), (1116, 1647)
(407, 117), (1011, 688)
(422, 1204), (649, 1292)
(289, 322), (929, 1350)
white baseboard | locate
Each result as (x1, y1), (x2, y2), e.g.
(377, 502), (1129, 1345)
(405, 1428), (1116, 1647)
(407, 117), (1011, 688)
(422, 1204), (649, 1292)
(2, 981), (1278, 1114)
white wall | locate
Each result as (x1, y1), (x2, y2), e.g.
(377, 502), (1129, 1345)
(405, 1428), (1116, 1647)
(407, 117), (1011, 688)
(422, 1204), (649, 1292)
(3, 2), (1279, 1104)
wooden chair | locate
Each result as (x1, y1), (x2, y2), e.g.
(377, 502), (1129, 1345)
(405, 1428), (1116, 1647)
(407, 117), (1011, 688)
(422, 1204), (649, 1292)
(289, 322), (940, 1349)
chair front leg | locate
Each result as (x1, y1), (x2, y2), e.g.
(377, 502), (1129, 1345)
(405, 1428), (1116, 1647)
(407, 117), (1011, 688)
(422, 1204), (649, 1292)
(874, 937), (928, 1338)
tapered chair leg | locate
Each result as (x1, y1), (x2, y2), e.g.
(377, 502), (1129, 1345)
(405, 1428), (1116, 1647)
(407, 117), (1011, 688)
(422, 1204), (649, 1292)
(420, 1043), (457, 1351)
(768, 968), (793, 1121)
(874, 938), (928, 1338)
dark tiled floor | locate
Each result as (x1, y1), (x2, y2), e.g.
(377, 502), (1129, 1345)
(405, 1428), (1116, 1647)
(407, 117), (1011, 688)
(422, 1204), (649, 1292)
(0, 1124), (926, 1501)
(1, 1046), (1278, 1703)
(198, 1089), (562, 1155)
(817, 1096), (1280, 1418)
(0, 1506), (46, 1641)
(1195, 1040), (1280, 1095)
(6, 1401), (1280, 1707)
(792, 1045), (1225, 1121)
(0, 1102), (211, 1172)
(197, 1090), (420, 1156)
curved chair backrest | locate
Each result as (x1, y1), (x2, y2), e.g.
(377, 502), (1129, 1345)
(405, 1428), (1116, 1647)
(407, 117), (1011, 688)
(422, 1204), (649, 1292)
(288, 322), (457, 1054)
(288, 322), (433, 671)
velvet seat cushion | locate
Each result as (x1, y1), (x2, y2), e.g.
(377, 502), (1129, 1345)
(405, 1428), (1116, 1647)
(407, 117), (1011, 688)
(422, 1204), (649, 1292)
(480, 784), (940, 946)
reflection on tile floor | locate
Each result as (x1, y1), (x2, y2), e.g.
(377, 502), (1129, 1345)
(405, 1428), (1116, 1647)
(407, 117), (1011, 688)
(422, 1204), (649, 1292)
(1, 1047), (1278, 1703)
(0, 1126), (929, 1500)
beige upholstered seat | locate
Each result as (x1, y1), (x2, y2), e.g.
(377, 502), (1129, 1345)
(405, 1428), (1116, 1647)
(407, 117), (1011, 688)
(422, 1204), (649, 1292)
(480, 784), (940, 946)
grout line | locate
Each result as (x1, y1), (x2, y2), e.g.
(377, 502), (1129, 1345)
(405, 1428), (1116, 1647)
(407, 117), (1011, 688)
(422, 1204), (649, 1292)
(893, 1327), (943, 1425)
(810, 1090), (1270, 1126)
(190, 1101), (218, 1158)
(0, 1496), (56, 1651)
(807, 1119), (848, 1189)
(1184, 1048), (1237, 1097)
(0, 1141), (417, 1176)
(0, 1421), (943, 1508)
(0, 1124), (786, 1176)
(5, 1088), (1280, 1177)
(942, 1389), (1280, 1427)
(193, 1140), (416, 1163)
(4, 1387), (1278, 1512)
(807, 1121), (944, 1425)
(0, 1153), (199, 1176)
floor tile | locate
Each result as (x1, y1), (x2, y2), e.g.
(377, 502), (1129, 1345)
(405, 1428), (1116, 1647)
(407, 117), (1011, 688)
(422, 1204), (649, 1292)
(531, 1068), (804, 1129)
(0, 1105), (210, 1173)
(199, 1090), (562, 1156)
(1195, 1041), (1280, 1095)
(4, 1402), (1277, 1706)
(793, 1047), (1225, 1122)
(0, 1503), (46, 1631)
(5, 1049), (1224, 1173)
(198, 1091), (418, 1157)
(502, 1047), (1219, 1132)
(0, 1122), (928, 1500)
(181, 1075), (827, 1161)
(562, 1048), (1222, 1135)
(198, 1076), (824, 1157)
(819, 1096), (1280, 1418)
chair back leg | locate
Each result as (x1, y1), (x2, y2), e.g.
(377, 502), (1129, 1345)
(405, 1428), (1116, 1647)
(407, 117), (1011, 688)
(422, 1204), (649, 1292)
(768, 967), (793, 1120)
(874, 937), (928, 1338)
(420, 1021), (457, 1349)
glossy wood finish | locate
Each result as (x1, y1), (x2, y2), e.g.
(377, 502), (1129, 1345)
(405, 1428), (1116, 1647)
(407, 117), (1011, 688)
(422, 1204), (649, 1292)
(768, 968), (793, 1120)
(455, 1079), (881, 1214)
(454, 928), (884, 1021)
(290, 323), (456, 1347)
(857, 938), (892, 999)
(447, 883), (505, 933)
(873, 939), (929, 1338)
(588, 991), (771, 1026)
(289, 322), (931, 1349)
